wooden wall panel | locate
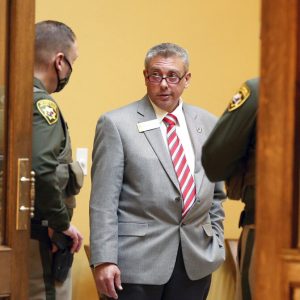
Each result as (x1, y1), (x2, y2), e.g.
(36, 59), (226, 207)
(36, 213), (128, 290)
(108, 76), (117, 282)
(0, 246), (11, 296)
(256, 0), (300, 299)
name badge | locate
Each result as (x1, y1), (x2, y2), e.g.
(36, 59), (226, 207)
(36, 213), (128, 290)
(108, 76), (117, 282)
(137, 119), (160, 132)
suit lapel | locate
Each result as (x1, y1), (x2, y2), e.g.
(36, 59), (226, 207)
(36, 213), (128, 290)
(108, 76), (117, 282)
(183, 104), (206, 195)
(137, 97), (180, 192)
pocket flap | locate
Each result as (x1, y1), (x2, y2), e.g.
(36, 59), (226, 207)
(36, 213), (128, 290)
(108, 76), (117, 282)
(202, 223), (213, 237)
(118, 223), (148, 236)
(69, 161), (84, 188)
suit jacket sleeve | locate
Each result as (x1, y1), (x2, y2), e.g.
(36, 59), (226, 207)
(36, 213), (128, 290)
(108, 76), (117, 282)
(210, 181), (226, 244)
(89, 114), (124, 266)
(202, 80), (258, 182)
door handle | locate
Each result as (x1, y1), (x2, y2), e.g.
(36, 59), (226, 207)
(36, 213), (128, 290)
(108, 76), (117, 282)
(19, 205), (34, 217)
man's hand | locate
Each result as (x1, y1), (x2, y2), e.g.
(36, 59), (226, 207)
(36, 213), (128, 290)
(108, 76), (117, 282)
(62, 224), (83, 253)
(94, 263), (123, 299)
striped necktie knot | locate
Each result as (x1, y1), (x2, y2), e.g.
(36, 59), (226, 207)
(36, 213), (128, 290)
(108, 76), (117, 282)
(163, 113), (177, 127)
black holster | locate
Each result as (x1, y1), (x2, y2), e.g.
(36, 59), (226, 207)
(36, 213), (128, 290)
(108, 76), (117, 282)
(51, 232), (74, 283)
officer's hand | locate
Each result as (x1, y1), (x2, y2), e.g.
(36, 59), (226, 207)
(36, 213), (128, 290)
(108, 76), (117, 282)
(63, 224), (83, 253)
(94, 263), (122, 299)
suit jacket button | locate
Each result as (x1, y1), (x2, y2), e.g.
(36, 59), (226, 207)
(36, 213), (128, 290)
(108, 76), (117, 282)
(175, 197), (181, 202)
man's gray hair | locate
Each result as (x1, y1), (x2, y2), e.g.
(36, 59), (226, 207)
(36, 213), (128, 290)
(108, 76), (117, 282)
(35, 20), (76, 65)
(144, 43), (189, 71)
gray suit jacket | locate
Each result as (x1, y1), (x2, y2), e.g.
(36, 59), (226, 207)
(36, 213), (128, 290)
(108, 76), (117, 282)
(90, 96), (226, 284)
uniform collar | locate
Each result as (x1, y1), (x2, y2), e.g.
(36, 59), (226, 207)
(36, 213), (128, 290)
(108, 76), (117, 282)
(33, 77), (47, 91)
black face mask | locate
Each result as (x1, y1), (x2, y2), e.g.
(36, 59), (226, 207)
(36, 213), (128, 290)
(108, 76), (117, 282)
(54, 56), (73, 93)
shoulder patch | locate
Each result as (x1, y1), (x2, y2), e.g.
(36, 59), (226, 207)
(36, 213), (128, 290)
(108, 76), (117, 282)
(228, 83), (251, 112)
(36, 99), (58, 125)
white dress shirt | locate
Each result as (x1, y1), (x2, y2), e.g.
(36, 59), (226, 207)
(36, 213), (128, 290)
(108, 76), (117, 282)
(149, 98), (195, 176)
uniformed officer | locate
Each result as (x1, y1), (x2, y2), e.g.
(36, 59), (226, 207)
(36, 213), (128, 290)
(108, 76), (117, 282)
(201, 78), (259, 300)
(30, 20), (83, 300)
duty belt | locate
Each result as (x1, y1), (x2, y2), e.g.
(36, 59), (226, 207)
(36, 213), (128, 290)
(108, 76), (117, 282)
(30, 219), (51, 245)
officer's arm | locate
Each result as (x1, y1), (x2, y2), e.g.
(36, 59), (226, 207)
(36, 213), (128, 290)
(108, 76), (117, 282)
(202, 90), (257, 182)
(32, 104), (70, 231)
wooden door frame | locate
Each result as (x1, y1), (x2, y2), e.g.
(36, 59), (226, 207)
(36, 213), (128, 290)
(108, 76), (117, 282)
(256, 0), (300, 299)
(2, 0), (300, 299)
(0, 0), (34, 299)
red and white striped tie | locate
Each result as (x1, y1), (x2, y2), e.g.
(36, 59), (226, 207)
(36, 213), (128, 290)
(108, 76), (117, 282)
(163, 113), (196, 218)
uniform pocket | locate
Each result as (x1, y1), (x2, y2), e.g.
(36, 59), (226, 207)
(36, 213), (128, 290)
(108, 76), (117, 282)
(66, 161), (84, 196)
(118, 222), (148, 236)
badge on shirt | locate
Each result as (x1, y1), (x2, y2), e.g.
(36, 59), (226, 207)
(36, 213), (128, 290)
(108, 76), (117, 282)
(228, 83), (251, 112)
(137, 119), (160, 132)
(36, 99), (58, 125)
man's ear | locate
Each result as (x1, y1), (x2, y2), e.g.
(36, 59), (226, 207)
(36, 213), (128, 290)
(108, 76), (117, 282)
(143, 70), (148, 86)
(184, 73), (191, 88)
(54, 52), (64, 71)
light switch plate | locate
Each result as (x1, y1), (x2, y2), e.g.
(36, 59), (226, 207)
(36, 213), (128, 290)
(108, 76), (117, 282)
(76, 148), (88, 175)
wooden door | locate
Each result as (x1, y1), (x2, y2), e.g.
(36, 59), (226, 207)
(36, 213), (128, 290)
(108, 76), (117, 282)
(255, 0), (300, 299)
(0, 0), (34, 299)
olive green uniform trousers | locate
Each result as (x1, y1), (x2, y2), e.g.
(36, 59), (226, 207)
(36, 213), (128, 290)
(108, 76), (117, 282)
(235, 225), (255, 300)
(29, 239), (72, 300)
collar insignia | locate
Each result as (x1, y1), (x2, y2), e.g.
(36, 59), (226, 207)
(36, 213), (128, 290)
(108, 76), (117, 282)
(228, 83), (251, 111)
(36, 99), (58, 125)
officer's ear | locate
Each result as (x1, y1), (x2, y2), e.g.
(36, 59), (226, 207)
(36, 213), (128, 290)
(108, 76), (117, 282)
(54, 52), (65, 72)
(184, 73), (191, 88)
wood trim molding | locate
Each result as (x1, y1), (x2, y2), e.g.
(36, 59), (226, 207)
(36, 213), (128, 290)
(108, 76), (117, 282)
(5, 1), (34, 299)
(0, 246), (11, 296)
(281, 250), (300, 299)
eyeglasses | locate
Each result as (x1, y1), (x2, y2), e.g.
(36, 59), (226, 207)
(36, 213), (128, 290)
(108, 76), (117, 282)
(147, 73), (186, 85)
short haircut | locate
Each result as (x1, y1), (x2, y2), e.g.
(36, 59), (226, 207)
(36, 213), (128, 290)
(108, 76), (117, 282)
(35, 20), (76, 65)
(144, 43), (189, 71)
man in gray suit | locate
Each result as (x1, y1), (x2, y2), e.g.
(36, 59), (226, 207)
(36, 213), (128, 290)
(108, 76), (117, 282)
(89, 43), (226, 300)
